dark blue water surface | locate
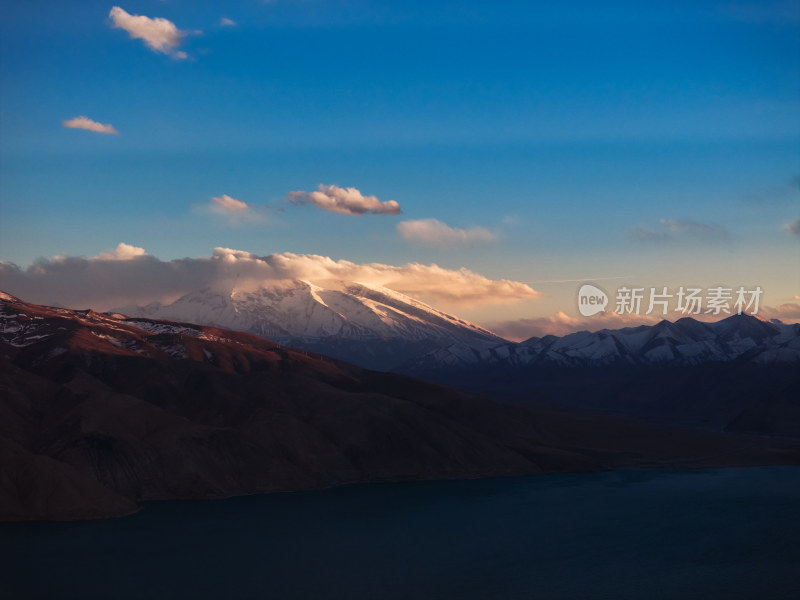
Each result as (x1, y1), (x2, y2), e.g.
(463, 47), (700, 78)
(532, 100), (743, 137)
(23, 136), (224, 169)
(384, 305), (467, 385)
(2, 467), (800, 600)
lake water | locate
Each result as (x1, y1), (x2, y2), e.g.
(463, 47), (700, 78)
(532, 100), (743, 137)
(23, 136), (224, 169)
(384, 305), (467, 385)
(2, 466), (800, 600)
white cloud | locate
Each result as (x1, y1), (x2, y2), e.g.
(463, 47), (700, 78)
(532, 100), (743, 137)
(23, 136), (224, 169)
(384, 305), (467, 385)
(397, 219), (496, 248)
(0, 248), (540, 312)
(220, 17), (236, 27)
(631, 218), (730, 242)
(109, 6), (191, 59)
(62, 116), (118, 135)
(288, 185), (402, 216)
(95, 243), (148, 261)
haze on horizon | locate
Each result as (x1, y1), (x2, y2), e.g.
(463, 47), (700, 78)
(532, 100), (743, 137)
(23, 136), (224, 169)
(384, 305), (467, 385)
(1, 1), (798, 337)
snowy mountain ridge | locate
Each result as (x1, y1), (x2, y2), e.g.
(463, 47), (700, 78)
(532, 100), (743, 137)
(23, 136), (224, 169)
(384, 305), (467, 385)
(4, 286), (799, 374)
(114, 279), (504, 369)
(399, 314), (800, 375)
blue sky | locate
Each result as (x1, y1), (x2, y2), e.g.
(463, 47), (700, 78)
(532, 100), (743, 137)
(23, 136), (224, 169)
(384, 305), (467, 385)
(1, 1), (798, 332)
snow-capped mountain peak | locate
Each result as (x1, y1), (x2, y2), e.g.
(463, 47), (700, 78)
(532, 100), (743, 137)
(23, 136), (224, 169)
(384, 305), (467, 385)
(114, 279), (504, 370)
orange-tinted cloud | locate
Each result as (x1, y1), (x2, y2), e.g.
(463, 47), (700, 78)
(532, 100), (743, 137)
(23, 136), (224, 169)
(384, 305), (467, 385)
(289, 185), (401, 216)
(109, 6), (191, 59)
(94, 243), (148, 261)
(0, 247), (540, 312)
(62, 116), (118, 135)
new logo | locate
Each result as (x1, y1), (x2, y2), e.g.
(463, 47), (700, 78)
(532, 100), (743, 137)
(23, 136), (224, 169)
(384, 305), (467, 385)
(577, 284), (608, 317)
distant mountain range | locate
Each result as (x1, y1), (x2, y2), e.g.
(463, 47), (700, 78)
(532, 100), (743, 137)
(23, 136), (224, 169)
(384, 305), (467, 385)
(401, 313), (800, 374)
(116, 281), (503, 371)
(396, 314), (800, 435)
(4, 291), (799, 521)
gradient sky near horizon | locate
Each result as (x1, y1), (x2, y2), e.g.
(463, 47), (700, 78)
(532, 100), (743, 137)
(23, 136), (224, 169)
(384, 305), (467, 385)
(1, 0), (798, 335)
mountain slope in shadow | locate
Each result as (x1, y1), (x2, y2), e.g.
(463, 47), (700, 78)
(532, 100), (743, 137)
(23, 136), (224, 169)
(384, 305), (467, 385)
(2, 292), (799, 521)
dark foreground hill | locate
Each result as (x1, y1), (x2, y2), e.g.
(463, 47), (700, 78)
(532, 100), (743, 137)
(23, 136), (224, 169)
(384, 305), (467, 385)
(2, 292), (799, 521)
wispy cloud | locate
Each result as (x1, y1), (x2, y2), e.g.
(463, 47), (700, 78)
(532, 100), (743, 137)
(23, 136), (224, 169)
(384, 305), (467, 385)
(759, 302), (800, 321)
(211, 194), (249, 213)
(397, 218), (496, 248)
(62, 116), (118, 135)
(631, 218), (730, 243)
(489, 311), (693, 341)
(486, 312), (583, 341)
(523, 275), (633, 284)
(288, 185), (402, 216)
(109, 6), (193, 59)
(0, 248), (540, 312)
(219, 17), (236, 27)
(196, 194), (267, 224)
(741, 174), (800, 205)
(782, 219), (800, 236)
